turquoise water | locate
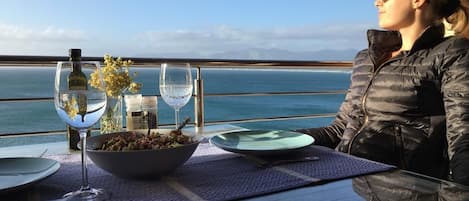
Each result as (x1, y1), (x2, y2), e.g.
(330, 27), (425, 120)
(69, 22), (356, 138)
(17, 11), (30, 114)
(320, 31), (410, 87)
(0, 67), (351, 147)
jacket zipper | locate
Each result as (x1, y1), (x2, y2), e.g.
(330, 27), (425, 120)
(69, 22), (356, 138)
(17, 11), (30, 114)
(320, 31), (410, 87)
(394, 124), (405, 167)
(347, 53), (402, 154)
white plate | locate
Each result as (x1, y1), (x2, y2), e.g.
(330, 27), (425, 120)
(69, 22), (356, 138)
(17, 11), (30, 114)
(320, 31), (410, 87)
(209, 130), (315, 155)
(0, 157), (60, 193)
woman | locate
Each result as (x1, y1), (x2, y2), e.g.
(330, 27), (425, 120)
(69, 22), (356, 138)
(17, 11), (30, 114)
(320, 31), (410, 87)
(297, 0), (469, 185)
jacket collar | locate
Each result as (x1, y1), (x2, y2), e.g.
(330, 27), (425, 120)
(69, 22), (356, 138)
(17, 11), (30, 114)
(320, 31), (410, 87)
(409, 24), (445, 53)
(366, 24), (445, 66)
(367, 29), (401, 67)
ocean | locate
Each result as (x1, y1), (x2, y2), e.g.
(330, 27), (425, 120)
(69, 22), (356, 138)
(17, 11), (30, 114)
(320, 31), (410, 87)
(0, 67), (351, 147)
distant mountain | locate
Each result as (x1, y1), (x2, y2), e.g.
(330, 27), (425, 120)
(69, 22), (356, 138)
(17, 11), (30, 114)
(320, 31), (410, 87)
(134, 48), (359, 61)
(211, 48), (359, 61)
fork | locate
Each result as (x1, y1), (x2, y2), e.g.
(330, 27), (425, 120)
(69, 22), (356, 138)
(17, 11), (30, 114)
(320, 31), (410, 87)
(38, 148), (48, 158)
(245, 155), (320, 168)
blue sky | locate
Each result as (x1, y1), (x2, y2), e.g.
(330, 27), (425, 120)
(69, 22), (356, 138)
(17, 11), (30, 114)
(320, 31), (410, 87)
(0, 0), (378, 60)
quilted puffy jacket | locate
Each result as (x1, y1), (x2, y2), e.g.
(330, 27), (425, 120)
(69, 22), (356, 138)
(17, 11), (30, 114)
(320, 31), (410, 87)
(297, 24), (469, 185)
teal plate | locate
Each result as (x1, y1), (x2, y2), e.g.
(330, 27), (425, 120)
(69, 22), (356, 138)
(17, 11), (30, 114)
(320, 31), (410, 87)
(209, 130), (315, 155)
(0, 157), (60, 193)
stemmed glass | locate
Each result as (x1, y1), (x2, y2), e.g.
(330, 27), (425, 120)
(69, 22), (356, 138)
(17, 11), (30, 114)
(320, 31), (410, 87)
(54, 61), (108, 200)
(159, 63), (193, 129)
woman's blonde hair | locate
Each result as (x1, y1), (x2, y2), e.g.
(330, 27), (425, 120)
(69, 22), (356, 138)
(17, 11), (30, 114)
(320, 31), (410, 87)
(442, 0), (469, 37)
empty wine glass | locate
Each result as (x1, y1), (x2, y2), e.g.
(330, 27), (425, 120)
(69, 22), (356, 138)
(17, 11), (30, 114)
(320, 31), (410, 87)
(159, 63), (193, 129)
(54, 61), (108, 200)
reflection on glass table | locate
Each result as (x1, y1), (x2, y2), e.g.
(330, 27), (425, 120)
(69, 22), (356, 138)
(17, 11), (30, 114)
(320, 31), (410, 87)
(244, 170), (469, 201)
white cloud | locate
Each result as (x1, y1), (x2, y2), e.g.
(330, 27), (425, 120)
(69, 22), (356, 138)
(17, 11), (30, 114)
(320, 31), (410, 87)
(0, 22), (374, 59)
(0, 23), (99, 56)
(133, 23), (373, 57)
(0, 23), (87, 42)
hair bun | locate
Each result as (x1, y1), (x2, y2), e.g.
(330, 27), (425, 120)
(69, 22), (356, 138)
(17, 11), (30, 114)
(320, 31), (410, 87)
(441, 0), (461, 17)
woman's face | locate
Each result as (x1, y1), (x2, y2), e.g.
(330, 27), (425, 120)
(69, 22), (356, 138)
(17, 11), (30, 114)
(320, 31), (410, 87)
(375, 0), (415, 30)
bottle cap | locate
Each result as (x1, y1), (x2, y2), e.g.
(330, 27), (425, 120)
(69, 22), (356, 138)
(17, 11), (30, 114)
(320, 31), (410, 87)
(69, 49), (81, 57)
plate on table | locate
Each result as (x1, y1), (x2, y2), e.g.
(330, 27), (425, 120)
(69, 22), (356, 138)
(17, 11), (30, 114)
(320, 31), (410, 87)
(0, 157), (60, 193)
(209, 130), (314, 155)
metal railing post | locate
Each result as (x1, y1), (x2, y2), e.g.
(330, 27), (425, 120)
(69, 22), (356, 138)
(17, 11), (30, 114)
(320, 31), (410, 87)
(194, 66), (204, 131)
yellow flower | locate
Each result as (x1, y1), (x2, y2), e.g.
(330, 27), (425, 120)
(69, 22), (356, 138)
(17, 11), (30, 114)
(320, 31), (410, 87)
(89, 54), (142, 97)
(64, 96), (78, 120)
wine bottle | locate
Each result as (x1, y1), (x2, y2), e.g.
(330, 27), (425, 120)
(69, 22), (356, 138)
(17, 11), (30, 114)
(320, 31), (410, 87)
(66, 48), (90, 150)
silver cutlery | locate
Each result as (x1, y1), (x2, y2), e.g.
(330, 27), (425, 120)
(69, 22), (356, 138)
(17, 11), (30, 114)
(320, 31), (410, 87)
(39, 148), (48, 158)
(245, 155), (320, 168)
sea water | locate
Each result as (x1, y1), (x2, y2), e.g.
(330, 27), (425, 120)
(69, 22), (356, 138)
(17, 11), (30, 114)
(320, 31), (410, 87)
(0, 67), (351, 147)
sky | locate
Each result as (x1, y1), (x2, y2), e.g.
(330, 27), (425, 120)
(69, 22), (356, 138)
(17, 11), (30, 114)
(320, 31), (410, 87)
(0, 0), (379, 60)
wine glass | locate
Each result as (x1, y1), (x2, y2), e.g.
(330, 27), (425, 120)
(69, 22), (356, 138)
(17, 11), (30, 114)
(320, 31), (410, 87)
(54, 61), (108, 200)
(159, 63), (193, 129)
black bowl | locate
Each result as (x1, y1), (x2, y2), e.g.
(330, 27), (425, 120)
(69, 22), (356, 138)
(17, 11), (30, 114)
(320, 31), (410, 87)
(85, 130), (199, 179)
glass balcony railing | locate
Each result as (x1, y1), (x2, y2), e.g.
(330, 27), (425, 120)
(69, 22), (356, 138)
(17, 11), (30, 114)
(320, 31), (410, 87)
(0, 55), (352, 147)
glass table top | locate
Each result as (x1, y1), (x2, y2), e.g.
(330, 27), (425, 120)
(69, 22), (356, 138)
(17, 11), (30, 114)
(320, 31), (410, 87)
(245, 169), (469, 201)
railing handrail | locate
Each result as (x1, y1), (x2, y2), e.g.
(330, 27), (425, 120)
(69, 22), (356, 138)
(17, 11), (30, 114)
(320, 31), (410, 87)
(0, 55), (352, 69)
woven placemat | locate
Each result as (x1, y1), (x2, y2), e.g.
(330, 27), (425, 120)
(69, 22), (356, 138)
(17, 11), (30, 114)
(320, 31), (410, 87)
(33, 144), (394, 201)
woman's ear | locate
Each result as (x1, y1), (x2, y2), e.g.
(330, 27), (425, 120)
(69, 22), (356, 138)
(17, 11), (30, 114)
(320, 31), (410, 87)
(412, 0), (428, 9)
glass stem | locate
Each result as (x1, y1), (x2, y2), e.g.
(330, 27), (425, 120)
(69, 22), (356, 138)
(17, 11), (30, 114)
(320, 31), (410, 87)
(79, 129), (90, 191)
(175, 108), (180, 129)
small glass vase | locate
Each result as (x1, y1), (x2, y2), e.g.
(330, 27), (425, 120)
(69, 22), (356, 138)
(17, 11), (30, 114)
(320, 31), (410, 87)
(100, 95), (123, 134)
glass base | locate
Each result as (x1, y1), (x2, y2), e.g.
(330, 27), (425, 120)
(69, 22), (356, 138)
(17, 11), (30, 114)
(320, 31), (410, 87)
(62, 187), (109, 201)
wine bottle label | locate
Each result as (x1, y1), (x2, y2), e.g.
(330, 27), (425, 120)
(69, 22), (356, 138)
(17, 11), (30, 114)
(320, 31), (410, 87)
(68, 80), (87, 90)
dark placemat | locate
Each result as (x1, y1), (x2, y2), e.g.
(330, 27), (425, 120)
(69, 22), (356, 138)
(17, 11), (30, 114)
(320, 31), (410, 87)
(171, 145), (395, 201)
(32, 144), (394, 201)
(37, 160), (188, 201)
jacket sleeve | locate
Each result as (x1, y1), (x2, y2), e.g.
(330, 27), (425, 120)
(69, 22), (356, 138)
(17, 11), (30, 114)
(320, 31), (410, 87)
(296, 87), (352, 149)
(441, 38), (469, 186)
